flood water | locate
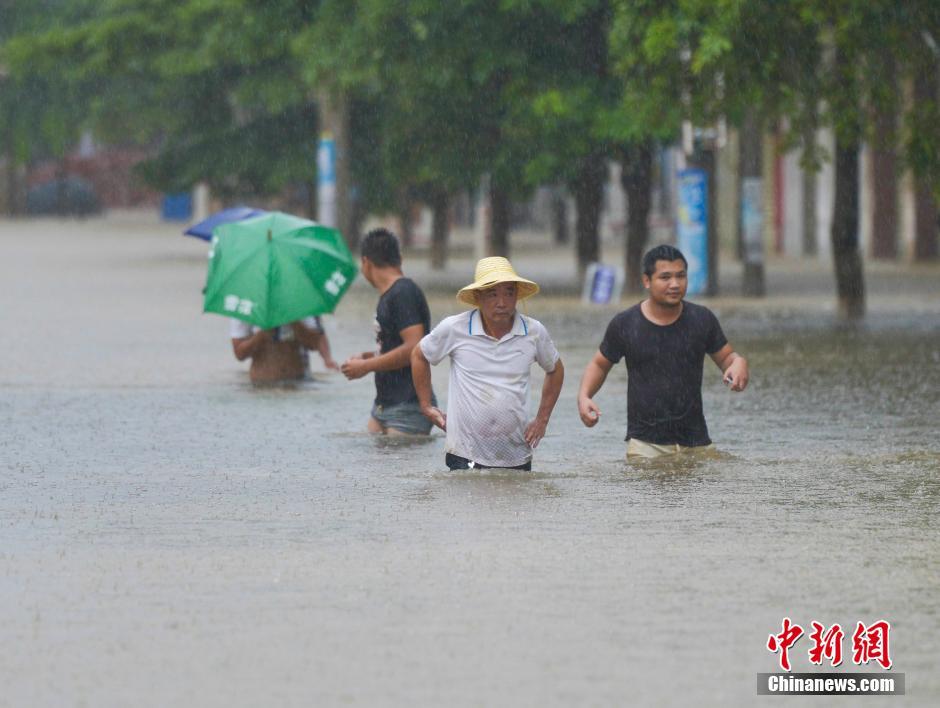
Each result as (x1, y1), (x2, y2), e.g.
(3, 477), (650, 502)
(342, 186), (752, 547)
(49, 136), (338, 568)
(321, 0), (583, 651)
(2, 214), (939, 707)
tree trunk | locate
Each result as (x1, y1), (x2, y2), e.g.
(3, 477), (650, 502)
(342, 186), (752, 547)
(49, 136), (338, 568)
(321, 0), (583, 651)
(870, 59), (898, 260)
(566, 2), (610, 279)
(3, 114), (16, 216)
(348, 188), (366, 248)
(913, 71), (939, 261)
(3, 150), (17, 217)
(429, 190), (450, 270)
(55, 158), (67, 216)
(489, 181), (510, 257)
(573, 152), (605, 278)
(802, 157), (818, 256)
(870, 145), (898, 260)
(620, 141), (652, 293)
(914, 181), (938, 261)
(739, 110), (765, 296)
(318, 89), (355, 249)
(831, 136), (865, 318)
(551, 186), (569, 245)
(397, 187), (414, 247)
(303, 181), (316, 221)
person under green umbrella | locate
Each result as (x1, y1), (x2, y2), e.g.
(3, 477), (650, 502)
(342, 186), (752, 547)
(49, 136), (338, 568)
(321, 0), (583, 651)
(230, 316), (337, 383)
(203, 211), (357, 383)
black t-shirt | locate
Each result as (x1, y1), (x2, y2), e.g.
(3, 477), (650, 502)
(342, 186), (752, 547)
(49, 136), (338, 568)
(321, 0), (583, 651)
(599, 301), (727, 446)
(374, 277), (432, 405)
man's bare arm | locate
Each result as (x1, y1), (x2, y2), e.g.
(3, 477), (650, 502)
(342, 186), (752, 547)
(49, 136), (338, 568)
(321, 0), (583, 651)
(410, 344), (445, 430)
(341, 324), (424, 380)
(231, 330), (271, 361)
(315, 332), (338, 370)
(524, 359), (565, 448)
(577, 351), (614, 427)
(709, 343), (749, 392)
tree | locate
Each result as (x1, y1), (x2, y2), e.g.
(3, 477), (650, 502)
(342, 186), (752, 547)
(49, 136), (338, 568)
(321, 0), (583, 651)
(297, 0), (552, 262)
(1, 0), (100, 215)
(606, 0), (866, 314)
(4, 0), (320, 205)
(607, 0), (687, 291)
(521, 0), (620, 278)
(904, 4), (940, 261)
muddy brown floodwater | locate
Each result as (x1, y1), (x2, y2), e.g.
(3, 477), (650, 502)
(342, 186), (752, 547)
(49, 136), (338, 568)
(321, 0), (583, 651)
(2, 214), (939, 707)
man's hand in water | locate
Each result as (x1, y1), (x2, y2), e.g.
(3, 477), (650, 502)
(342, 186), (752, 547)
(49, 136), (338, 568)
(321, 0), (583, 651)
(421, 404), (446, 431)
(524, 416), (549, 448)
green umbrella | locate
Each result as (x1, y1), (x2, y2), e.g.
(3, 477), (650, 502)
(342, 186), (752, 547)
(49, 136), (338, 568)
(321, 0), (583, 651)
(203, 211), (358, 329)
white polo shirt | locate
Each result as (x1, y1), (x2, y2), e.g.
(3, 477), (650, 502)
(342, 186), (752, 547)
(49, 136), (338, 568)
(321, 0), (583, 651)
(419, 309), (560, 467)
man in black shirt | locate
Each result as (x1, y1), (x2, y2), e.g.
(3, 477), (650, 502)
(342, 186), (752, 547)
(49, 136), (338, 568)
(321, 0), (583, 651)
(577, 245), (749, 458)
(341, 228), (436, 435)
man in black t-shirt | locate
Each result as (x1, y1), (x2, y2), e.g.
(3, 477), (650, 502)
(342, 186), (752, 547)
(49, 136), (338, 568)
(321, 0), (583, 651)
(341, 228), (436, 435)
(577, 245), (749, 458)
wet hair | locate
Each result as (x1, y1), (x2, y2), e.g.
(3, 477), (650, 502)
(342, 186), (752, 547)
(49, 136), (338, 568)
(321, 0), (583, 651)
(642, 244), (688, 277)
(360, 228), (402, 267)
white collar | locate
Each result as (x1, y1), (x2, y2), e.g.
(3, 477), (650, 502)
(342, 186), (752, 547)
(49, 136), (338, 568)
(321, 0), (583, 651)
(468, 309), (528, 339)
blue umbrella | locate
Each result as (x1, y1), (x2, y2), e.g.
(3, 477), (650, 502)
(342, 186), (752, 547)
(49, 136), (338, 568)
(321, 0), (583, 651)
(183, 206), (267, 241)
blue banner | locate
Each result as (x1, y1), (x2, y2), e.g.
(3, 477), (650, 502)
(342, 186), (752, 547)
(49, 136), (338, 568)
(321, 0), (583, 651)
(676, 168), (708, 295)
(317, 135), (337, 227)
(317, 137), (336, 187)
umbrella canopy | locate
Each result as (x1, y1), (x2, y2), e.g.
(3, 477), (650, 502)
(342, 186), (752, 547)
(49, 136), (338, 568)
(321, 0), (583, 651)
(184, 206), (267, 241)
(203, 211), (358, 329)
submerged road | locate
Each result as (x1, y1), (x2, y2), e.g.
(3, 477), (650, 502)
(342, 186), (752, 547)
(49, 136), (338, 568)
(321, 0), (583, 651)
(2, 213), (938, 707)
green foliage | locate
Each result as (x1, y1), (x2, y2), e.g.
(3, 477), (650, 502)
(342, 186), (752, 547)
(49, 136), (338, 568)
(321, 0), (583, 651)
(2, 0), (939, 208)
(2, 0), (315, 197)
(1, 0), (101, 166)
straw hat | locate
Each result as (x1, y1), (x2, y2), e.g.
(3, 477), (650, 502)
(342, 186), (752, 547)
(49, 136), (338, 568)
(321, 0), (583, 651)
(456, 257), (540, 307)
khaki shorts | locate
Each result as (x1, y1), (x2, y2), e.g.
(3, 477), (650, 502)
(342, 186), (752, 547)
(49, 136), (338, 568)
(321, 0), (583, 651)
(626, 438), (716, 459)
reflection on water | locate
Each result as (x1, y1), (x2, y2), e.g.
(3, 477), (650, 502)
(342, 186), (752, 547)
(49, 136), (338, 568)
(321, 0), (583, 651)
(3, 221), (940, 706)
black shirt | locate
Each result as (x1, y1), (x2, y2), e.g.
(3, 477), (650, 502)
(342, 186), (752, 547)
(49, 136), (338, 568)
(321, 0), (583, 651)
(599, 301), (727, 446)
(374, 277), (432, 405)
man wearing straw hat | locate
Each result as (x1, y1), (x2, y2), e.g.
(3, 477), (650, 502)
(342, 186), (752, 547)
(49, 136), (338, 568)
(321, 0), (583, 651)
(411, 257), (565, 470)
